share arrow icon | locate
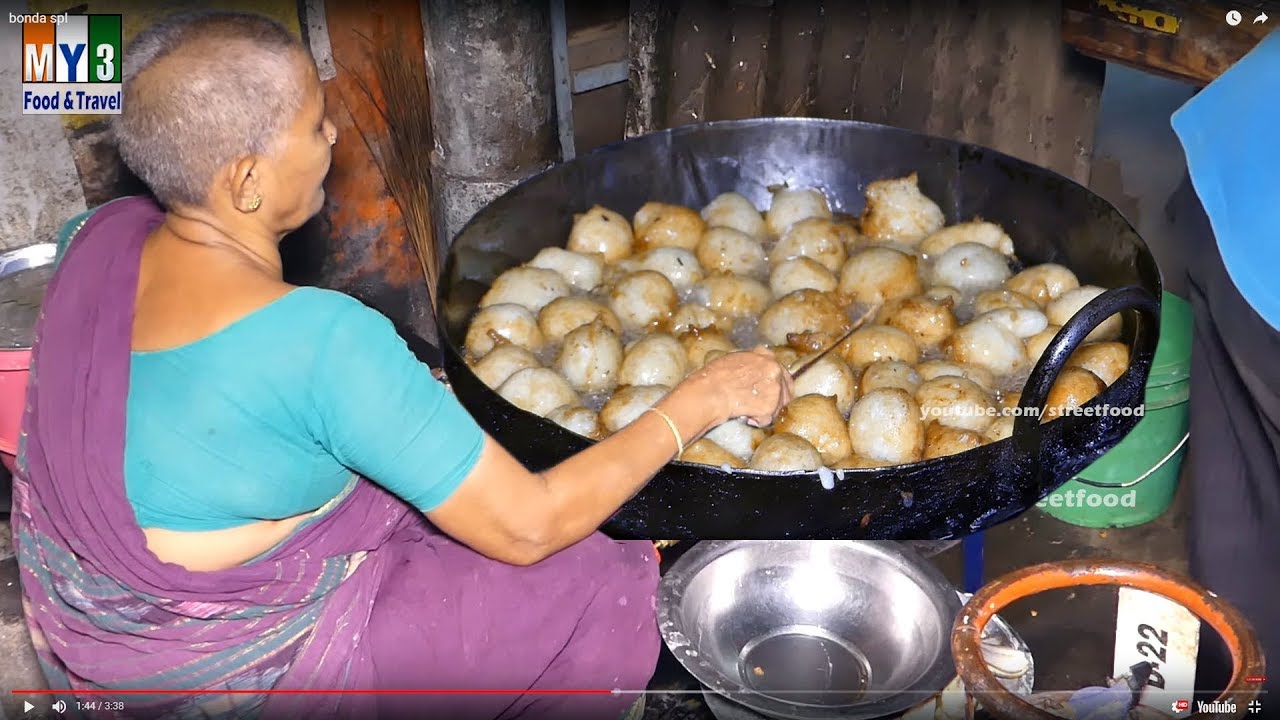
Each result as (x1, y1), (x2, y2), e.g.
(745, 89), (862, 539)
(1257, 12), (1270, 24)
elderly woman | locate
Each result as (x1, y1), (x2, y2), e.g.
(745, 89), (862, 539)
(13, 11), (792, 720)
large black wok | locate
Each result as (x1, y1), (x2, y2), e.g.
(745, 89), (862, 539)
(437, 118), (1162, 540)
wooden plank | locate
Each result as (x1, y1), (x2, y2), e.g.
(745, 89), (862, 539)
(714, 0), (775, 120)
(1023, 5), (1075, 175)
(763, 0), (822, 117)
(848, 2), (926, 128)
(568, 18), (629, 71)
(573, 61), (629, 93)
(551, 0), (577, 159)
(922, 0), (978, 140)
(810, 1), (871, 119)
(642, 0), (1105, 183)
(1000, 3), (1071, 176)
(835, 0), (1105, 185)
(946, 0), (1103, 184)
(624, 0), (678, 137)
(954, 1), (1006, 149)
(888, 1), (947, 133)
(1062, 0), (1273, 85)
(565, 0), (628, 31)
(1045, 17), (1108, 183)
(578, 82), (629, 151)
(664, 0), (731, 126)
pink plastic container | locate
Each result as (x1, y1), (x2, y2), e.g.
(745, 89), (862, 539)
(0, 347), (32, 458)
(0, 353), (26, 473)
(0, 242), (58, 470)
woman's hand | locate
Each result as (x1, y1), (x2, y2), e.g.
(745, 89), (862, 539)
(681, 347), (794, 428)
(430, 347), (792, 566)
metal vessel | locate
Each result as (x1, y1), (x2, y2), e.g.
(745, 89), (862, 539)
(437, 118), (1162, 540)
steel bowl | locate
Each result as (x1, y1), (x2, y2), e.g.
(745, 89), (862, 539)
(657, 541), (964, 720)
(0, 242), (57, 351)
(0, 242), (55, 277)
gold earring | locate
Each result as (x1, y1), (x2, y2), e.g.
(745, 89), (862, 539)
(248, 196), (262, 211)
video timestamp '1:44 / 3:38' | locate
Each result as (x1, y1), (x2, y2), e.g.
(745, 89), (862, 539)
(74, 700), (127, 712)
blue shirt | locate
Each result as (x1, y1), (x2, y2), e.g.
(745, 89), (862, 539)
(1172, 29), (1280, 330)
(56, 216), (485, 530)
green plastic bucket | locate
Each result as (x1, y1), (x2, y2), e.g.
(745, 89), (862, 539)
(1038, 291), (1192, 528)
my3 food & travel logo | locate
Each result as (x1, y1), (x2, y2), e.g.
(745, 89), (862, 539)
(13, 10), (122, 114)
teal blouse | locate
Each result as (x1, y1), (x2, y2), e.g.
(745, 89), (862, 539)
(56, 210), (485, 531)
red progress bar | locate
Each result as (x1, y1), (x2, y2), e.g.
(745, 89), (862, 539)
(11, 689), (617, 695)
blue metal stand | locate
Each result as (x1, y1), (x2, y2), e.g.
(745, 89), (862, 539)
(963, 533), (986, 594)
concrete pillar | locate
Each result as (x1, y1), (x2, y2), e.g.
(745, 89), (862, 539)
(421, 0), (559, 245)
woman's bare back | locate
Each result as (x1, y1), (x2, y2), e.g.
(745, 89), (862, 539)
(132, 225), (314, 572)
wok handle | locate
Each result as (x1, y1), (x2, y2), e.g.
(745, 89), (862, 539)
(953, 560), (1265, 720)
(1011, 285), (1162, 467)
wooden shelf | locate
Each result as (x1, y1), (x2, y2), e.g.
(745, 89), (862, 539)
(568, 18), (629, 93)
(1063, 0), (1275, 85)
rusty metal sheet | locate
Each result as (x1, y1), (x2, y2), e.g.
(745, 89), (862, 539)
(284, 0), (436, 346)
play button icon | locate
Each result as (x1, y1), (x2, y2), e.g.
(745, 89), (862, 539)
(23, 701), (34, 713)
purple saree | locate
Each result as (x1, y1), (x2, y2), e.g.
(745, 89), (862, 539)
(11, 197), (661, 720)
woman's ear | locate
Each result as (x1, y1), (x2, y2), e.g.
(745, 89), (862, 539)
(227, 156), (264, 213)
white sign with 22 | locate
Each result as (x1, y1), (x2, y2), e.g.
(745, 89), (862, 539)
(1113, 587), (1201, 717)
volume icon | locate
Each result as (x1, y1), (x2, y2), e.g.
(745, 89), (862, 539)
(51, 700), (67, 713)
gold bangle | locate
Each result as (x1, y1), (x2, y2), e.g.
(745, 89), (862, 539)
(644, 407), (684, 459)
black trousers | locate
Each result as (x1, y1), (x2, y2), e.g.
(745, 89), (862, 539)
(1169, 176), (1280, 700)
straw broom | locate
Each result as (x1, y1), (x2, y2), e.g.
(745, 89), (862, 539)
(340, 29), (441, 308)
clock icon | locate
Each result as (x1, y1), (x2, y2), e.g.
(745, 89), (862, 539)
(1227, 10), (1243, 25)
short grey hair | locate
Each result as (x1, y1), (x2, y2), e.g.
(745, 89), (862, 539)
(113, 11), (310, 208)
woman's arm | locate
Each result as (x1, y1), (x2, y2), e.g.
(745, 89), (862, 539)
(429, 352), (786, 565)
(310, 296), (791, 566)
